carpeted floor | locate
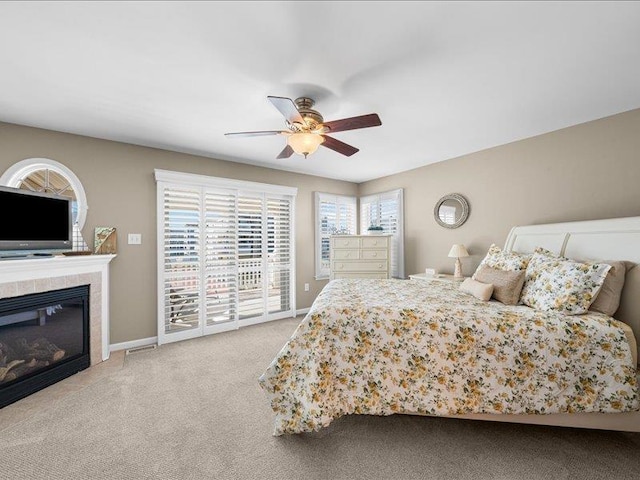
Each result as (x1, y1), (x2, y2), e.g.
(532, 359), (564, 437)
(1, 316), (639, 480)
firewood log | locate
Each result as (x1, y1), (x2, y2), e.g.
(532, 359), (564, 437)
(24, 349), (55, 362)
(0, 359), (25, 382)
(0, 341), (18, 364)
(51, 349), (65, 362)
(13, 338), (28, 357)
(24, 358), (37, 368)
(12, 337), (65, 363)
(33, 338), (66, 362)
(3, 359), (45, 382)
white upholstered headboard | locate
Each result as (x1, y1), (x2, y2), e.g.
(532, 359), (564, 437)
(504, 216), (640, 362)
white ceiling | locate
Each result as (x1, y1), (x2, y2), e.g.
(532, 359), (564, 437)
(0, 1), (639, 183)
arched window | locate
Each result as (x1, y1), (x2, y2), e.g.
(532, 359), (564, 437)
(0, 158), (88, 229)
(1, 158), (89, 251)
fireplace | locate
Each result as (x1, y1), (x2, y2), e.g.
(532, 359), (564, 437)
(0, 285), (90, 408)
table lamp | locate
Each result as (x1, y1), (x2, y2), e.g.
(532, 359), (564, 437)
(448, 244), (469, 279)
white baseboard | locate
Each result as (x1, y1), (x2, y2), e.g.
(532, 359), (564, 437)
(110, 336), (158, 353)
(295, 307), (310, 316)
(239, 311), (293, 328)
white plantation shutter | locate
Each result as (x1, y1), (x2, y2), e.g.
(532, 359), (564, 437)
(204, 191), (237, 326)
(318, 200), (336, 276)
(156, 170), (296, 345)
(315, 192), (357, 279)
(161, 186), (202, 341)
(360, 189), (404, 278)
(267, 196), (292, 314)
(237, 195), (264, 320)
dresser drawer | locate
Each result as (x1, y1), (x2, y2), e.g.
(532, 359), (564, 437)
(331, 237), (362, 249)
(361, 249), (387, 260)
(332, 249), (360, 260)
(329, 235), (391, 280)
(333, 261), (388, 272)
(361, 237), (389, 248)
(333, 273), (388, 279)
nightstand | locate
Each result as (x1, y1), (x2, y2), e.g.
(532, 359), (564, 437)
(409, 273), (467, 283)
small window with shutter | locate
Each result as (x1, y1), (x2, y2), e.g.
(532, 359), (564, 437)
(314, 192), (358, 280)
(359, 189), (404, 278)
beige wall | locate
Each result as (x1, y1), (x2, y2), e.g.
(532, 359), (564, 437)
(0, 122), (357, 343)
(2, 107), (639, 344)
(358, 108), (640, 278)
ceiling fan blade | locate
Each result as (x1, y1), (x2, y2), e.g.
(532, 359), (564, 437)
(224, 130), (286, 138)
(321, 135), (359, 157)
(276, 145), (294, 159)
(267, 96), (304, 124)
(322, 113), (382, 133)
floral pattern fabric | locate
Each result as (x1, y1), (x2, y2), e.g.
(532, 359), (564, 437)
(472, 244), (531, 279)
(520, 250), (611, 315)
(258, 279), (638, 436)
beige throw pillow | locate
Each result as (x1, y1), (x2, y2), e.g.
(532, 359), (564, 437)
(459, 278), (494, 301)
(474, 266), (526, 305)
(589, 260), (628, 316)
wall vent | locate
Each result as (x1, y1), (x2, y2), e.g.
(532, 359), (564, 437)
(125, 344), (157, 355)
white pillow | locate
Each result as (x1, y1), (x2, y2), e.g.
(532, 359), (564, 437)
(520, 249), (611, 315)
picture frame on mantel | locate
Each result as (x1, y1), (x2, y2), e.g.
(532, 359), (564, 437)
(94, 227), (117, 254)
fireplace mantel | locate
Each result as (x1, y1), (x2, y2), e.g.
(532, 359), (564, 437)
(0, 254), (116, 364)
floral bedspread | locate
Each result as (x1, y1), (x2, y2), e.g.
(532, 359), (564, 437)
(258, 279), (639, 435)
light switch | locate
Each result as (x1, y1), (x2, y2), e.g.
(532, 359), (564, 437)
(128, 233), (142, 245)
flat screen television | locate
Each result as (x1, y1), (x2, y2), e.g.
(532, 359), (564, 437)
(0, 186), (73, 257)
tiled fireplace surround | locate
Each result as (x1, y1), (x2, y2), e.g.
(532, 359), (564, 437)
(0, 254), (116, 366)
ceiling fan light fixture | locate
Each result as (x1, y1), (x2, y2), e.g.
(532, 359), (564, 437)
(287, 132), (324, 158)
(226, 96), (381, 159)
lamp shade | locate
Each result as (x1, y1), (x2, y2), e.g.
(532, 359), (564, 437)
(448, 244), (469, 258)
(287, 132), (324, 158)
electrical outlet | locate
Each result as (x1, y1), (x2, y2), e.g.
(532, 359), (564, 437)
(304, 283), (310, 292)
(128, 233), (142, 245)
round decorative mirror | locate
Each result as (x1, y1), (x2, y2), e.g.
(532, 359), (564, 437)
(434, 193), (470, 229)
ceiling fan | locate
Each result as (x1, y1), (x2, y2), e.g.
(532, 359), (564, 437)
(225, 96), (382, 159)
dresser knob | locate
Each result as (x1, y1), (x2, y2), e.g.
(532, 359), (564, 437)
(378, 264), (383, 269)
(372, 252), (377, 257)
(345, 252), (350, 257)
(338, 264), (343, 269)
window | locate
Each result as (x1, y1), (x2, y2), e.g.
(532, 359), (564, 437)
(0, 158), (88, 229)
(1, 158), (90, 251)
(360, 189), (404, 278)
(156, 169), (297, 345)
(314, 192), (358, 279)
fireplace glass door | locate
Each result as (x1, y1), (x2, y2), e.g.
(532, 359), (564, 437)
(0, 285), (89, 408)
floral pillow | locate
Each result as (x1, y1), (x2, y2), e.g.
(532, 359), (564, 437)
(520, 249), (611, 315)
(472, 244), (531, 279)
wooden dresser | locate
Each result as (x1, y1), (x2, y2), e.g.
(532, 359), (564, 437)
(329, 234), (391, 279)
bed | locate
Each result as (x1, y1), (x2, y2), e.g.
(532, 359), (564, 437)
(258, 216), (640, 435)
